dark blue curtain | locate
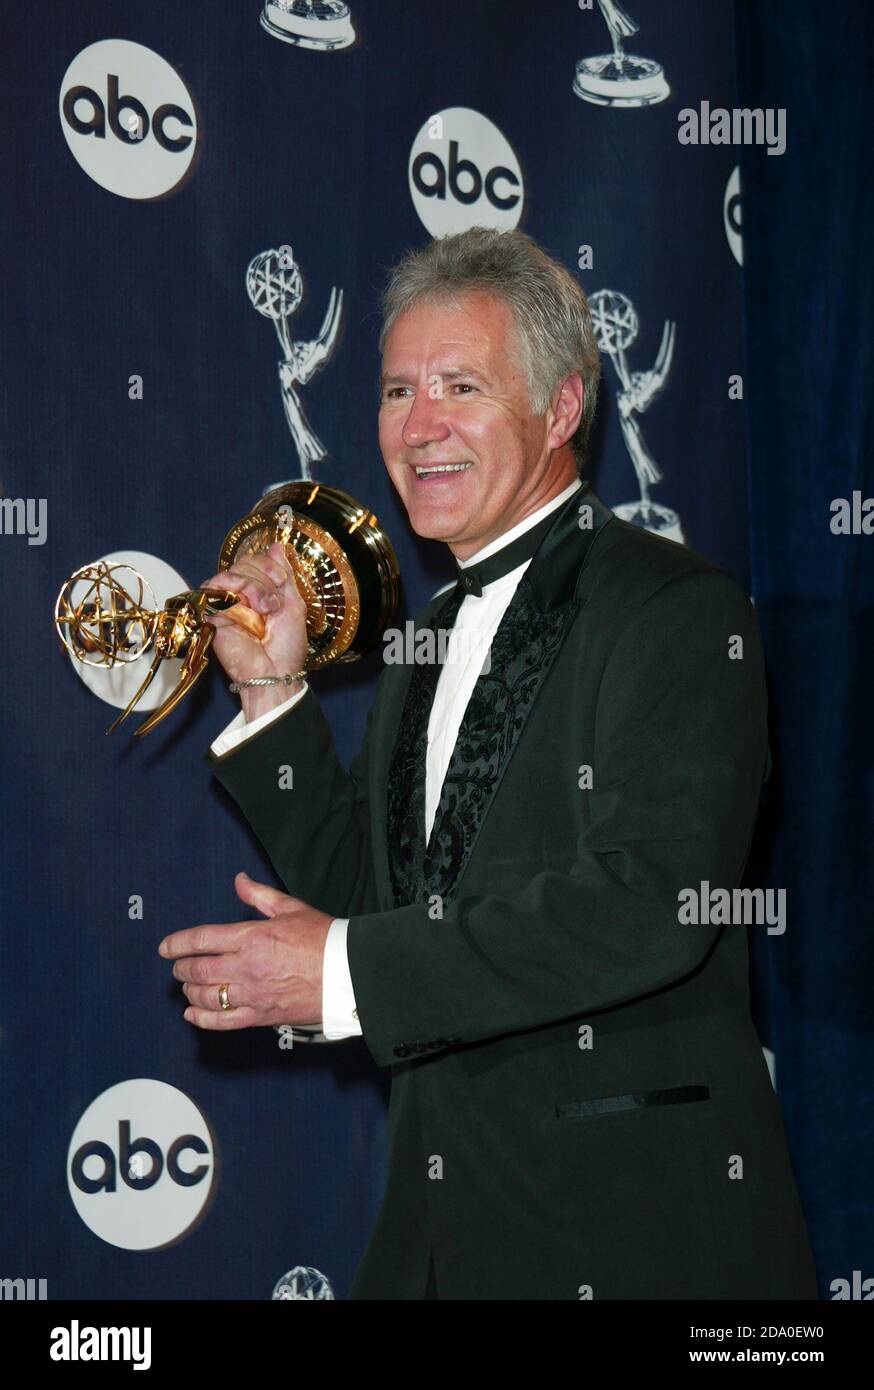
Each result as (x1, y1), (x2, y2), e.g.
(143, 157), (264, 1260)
(735, 0), (874, 1297)
(0, 0), (865, 1300)
(1, 0), (752, 1300)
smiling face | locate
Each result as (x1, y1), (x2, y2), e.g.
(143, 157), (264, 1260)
(378, 290), (583, 560)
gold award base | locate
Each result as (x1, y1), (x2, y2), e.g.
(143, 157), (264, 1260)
(54, 481), (400, 737)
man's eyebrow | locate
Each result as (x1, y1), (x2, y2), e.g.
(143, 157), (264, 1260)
(380, 366), (491, 388)
(440, 366), (490, 383)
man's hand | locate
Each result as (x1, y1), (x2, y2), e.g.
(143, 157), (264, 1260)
(158, 872), (333, 1031)
(203, 541), (310, 721)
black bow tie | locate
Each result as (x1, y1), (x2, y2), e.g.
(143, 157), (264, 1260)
(453, 502), (570, 598)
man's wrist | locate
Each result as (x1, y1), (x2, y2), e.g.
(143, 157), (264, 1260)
(240, 679), (304, 723)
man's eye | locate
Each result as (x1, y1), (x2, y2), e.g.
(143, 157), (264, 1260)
(381, 382), (476, 401)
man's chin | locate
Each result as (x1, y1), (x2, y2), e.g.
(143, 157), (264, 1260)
(407, 515), (464, 544)
(398, 492), (463, 541)
(403, 495), (474, 538)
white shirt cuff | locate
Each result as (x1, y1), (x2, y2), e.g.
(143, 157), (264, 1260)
(273, 918), (361, 1045)
(210, 682), (308, 758)
(322, 918), (362, 1039)
(211, 688), (362, 1043)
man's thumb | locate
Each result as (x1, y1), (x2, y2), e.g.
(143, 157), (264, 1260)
(235, 871), (294, 918)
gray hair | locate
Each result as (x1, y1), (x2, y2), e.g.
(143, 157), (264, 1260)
(378, 226), (600, 471)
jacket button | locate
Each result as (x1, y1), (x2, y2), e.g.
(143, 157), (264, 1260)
(394, 1043), (410, 1058)
(413, 1041), (426, 1053)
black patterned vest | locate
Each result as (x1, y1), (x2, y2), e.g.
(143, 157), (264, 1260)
(385, 482), (613, 911)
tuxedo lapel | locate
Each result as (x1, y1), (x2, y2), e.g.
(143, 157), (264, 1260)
(425, 482), (614, 902)
(422, 575), (579, 906)
(385, 584), (465, 909)
(375, 482), (614, 911)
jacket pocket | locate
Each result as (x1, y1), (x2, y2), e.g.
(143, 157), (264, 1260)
(553, 1084), (710, 1120)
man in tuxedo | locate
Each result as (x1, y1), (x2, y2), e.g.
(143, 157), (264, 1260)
(158, 227), (817, 1300)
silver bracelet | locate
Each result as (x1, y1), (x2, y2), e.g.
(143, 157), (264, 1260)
(229, 671), (307, 694)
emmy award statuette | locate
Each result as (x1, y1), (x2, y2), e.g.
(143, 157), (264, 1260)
(589, 288), (683, 543)
(573, 0), (670, 109)
(260, 1), (356, 51)
(246, 247), (343, 484)
(54, 482), (400, 737)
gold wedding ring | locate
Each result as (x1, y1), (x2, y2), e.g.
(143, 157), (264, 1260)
(218, 983), (233, 1011)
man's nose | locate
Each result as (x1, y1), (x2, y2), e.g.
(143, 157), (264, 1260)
(401, 388), (451, 447)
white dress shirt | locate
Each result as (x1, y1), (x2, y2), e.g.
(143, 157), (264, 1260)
(211, 478), (583, 1039)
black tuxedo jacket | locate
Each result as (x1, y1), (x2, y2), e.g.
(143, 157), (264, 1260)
(210, 485), (817, 1300)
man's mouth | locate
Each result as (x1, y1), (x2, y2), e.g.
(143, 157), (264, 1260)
(413, 462), (474, 481)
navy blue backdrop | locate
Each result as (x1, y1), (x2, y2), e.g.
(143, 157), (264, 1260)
(1, 0), (856, 1301)
(736, 0), (874, 1302)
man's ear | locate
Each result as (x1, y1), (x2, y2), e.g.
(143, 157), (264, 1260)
(547, 373), (584, 452)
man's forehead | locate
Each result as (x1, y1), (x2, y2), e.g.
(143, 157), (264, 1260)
(381, 294), (515, 378)
(386, 289), (511, 337)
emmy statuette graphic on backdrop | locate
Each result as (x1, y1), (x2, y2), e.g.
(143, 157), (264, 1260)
(54, 485), (400, 737)
(260, 1), (356, 50)
(246, 245), (343, 486)
(589, 288), (684, 543)
(573, 0), (670, 108)
(272, 1265), (335, 1300)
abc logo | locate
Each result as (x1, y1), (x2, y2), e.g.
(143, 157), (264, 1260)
(71, 1122), (209, 1192)
(59, 40), (199, 200)
(67, 1080), (216, 1250)
(724, 165), (743, 266)
(408, 107), (523, 237)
